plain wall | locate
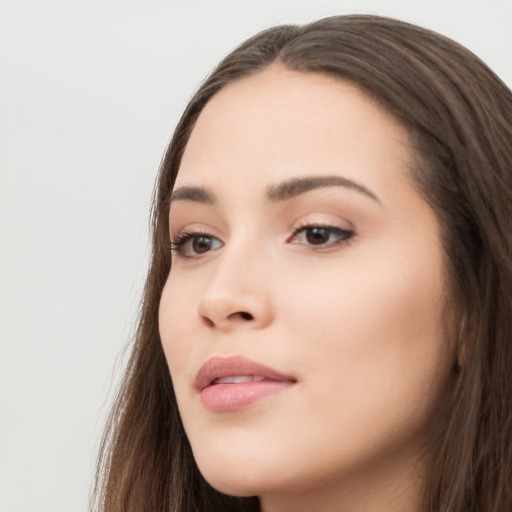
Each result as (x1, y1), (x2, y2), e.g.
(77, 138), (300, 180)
(1, 1), (511, 511)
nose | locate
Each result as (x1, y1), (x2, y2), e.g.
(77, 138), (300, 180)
(196, 244), (274, 331)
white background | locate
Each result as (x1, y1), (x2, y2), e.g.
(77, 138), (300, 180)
(1, 1), (511, 511)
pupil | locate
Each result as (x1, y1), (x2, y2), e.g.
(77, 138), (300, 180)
(306, 227), (329, 245)
(193, 236), (212, 253)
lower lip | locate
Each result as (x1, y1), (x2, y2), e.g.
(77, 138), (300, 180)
(200, 380), (294, 412)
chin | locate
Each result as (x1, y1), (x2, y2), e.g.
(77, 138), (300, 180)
(195, 454), (282, 497)
(201, 471), (265, 497)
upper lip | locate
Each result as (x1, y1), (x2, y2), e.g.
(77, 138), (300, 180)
(195, 356), (297, 391)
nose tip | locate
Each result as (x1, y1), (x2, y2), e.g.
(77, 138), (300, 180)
(195, 240), (274, 331)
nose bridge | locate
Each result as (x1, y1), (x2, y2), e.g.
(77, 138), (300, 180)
(197, 233), (273, 330)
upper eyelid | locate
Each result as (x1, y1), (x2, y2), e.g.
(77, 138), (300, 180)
(170, 215), (354, 237)
(170, 222), (354, 248)
(292, 223), (353, 234)
(289, 224), (354, 240)
(170, 223), (221, 238)
(290, 214), (355, 232)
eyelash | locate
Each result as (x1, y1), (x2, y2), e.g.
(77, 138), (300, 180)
(170, 230), (220, 256)
(289, 224), (354, 248)
(170, 224), (354, 258)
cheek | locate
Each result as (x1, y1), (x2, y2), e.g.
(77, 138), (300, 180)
(156, 234), (453, 496)
(262, 257), (450, 478)
(281, 246), (450, 417)
(158, 275), (197, 382)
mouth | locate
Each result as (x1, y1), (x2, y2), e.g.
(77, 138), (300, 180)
(195, 356), (297, 412)
(212, 375), (266, 384)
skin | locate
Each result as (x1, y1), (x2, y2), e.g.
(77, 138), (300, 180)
(159, 65), (455, 512)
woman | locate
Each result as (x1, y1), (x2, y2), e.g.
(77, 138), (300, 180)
(92, 15), (512, 512)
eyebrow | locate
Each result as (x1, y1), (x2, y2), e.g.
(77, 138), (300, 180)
(266, 175), (380, 203)
(169, 175), (380, 206)
(170, 186), (215, 205)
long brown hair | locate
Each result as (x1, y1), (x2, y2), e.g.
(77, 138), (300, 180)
(91, 15), (512, 512)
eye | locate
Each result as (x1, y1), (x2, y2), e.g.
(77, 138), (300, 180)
(170, 232), (223, 258)
(291, 225), (354, 247)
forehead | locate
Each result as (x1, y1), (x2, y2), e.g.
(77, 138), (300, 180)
(175, 65), (411, 199)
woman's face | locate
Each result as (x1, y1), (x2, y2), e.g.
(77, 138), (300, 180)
(159, 66), (454, 509)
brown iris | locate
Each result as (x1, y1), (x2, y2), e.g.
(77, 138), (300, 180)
(305, 227), (331, 245)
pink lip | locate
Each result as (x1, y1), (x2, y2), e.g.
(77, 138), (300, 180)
(195, 356), (296, 412)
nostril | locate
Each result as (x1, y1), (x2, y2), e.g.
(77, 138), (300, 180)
(202, 316), (215, 328)
(201, 311), (254, 327)
(230, 311), (254, 321)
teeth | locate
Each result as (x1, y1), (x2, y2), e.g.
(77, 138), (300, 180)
(213, 375), (265, 384)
